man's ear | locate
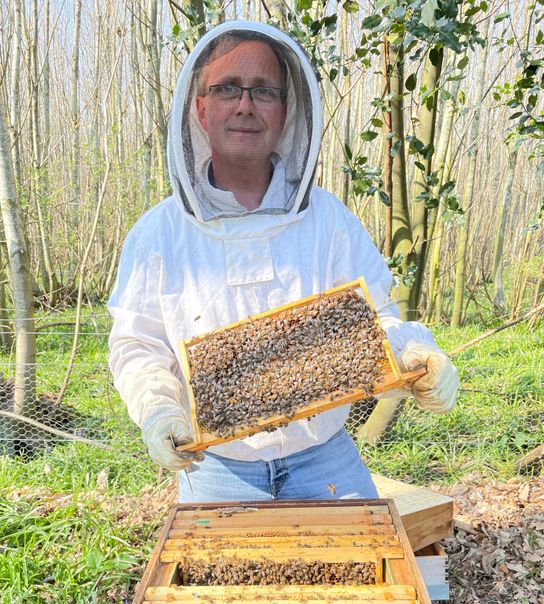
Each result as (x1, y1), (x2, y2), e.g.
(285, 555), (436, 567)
(196, 96), (208, 131)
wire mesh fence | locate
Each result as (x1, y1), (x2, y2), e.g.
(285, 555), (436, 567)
(1, 308), (543, 486)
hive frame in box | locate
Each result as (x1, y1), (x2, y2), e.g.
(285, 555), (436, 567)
(178, 277), (425, 452)
(132, 499), (432, 604)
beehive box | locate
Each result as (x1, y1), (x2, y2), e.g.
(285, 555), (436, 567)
(178, 278), (425, 452)
(132, 499), (432, 604)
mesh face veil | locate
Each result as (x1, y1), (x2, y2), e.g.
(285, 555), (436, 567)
(167, 22), (322, 225)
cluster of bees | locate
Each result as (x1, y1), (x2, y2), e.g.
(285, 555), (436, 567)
(183, 557), (376, 585)
(188, 290), (387, 437)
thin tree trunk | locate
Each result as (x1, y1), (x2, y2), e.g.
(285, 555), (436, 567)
(492, 146), (518, 311)
(341, 12), (352, 207)
(69, 0), (82, 281)
(8, 0), (23, 185)
(148, 0), (168, 197)
(388, 42), (414, 319)
(451, 18), (491, 327)
(409, 48), (443, 315)
(30, 0), (59, 305)
(382, 41), (393, 258)
(0, 99), (36, 425)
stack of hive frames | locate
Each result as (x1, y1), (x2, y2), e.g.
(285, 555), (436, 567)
(132, 499), (432, 604)
(178, 278), (425, 452)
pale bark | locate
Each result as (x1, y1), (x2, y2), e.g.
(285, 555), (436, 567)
(341, 13), (352, 207)
(492, 146), (518, 311)
(426, 74), (461, 323)
(451, 18), (491, 327)
(0, 100), (36, 421)
(8, 0), (23, 184)
(409, 48), (443, 315)
(29, 0), (59, 304)
(69, 0), (82, 279)
(387, 42), (414, 319)
(148, 0), (168, 197)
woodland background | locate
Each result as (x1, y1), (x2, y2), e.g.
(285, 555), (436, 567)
(0, 1), (543, 602)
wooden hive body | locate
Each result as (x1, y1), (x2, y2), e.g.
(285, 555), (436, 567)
(133, 499), (432, 604)
(178, 278), (425, 452)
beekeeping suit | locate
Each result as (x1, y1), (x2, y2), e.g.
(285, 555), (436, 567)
(108, 21), (458, 471)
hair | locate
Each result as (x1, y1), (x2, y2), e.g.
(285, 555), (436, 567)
(194, 30), (289, 101)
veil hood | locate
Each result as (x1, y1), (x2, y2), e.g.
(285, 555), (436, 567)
(167, 21), (323, 237)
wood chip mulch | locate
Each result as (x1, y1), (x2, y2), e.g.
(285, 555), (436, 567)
(436, 476), (544, 603)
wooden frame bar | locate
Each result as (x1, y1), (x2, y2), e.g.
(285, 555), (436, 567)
(132, 499), (432, 604)
(178, 278), (424, 451)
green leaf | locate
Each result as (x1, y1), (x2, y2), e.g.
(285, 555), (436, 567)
(439, 180), (456, 195)
(536, 30), (544, 44)
(465, 7), (480, 17)
(429, 47), (443, 67)
(343, 0), (359, 13)
(390, 139), (402, 157)
(414, 161), (426, 171)
(425, 197), (440, 209)
(360, 130), (379, 141)
(494, 11), (510, 23)
(457, 55), (469, 70)
(421, 0), (439, 27)
(329, 68), (338, 82)
(405, 73), (417, 91)
(371, 118), (384, 128)
(379, 190), (391, 206)
(296, 0), (313, 11)
(172, 24), (180, 36)
(361, 15), (383, 30)
(425, 95), (434, 111)
(344, 143), (352, 161)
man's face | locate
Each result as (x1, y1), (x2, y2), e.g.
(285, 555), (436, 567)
(196, 40), (287, 168)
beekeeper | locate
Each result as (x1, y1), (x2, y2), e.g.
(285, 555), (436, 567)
(108, 21), (459, 502)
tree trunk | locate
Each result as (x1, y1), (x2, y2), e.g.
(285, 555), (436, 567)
(387, 42), (414, 319)
(341, 12), (352, 207)
(148, 0), (169, 198)
(492, 146), (518, 312)
(30, 0), (59, 305)
(451, 18), (491, 327)
(409, 48), (443, 315)
(0, 99), (36, 451)
(426, 72), (461, 323)
(69, 0), (82, 281)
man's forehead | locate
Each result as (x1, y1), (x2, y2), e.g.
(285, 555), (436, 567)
(202, 40), (283, 78)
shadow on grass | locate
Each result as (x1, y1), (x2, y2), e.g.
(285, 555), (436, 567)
(0, 376), (106, 459)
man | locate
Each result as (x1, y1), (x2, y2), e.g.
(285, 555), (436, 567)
(108, 22), (458, 502)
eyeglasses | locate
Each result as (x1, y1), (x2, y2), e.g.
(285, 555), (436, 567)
(206, 84), (286, 104)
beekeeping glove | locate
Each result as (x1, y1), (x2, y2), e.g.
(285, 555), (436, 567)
(400, 343), (459, 413)
(142, 415), (204, 471)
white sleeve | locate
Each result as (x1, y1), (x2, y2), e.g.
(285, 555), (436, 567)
(108, 226), (186, 431)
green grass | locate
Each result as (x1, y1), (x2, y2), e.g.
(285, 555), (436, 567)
(358, 322), (544, 484)
(0, 306), (542, 601)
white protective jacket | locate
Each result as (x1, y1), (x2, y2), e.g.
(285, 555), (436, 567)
(108, 21), (437, 461)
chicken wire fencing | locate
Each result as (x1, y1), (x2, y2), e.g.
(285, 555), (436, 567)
(0, 309), (543, 486)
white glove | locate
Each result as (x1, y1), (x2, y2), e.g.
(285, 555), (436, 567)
(400, 343), (459, 413)
(142, 415), (204, 471)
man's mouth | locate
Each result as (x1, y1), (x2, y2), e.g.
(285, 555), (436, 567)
(229, 127), (262, 133)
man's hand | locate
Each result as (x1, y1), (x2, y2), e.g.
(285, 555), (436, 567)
(400, 343), (459, 413)
(143, 416), (204, 471)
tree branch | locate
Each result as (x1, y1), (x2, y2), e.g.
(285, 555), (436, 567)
(0, 409), (113, 451)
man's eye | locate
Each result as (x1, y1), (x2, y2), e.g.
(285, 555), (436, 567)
(254, 87), (277, 98)
(217, 85), (237, 95)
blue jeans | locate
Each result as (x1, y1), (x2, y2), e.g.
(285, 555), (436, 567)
(178, 429), (378, 503)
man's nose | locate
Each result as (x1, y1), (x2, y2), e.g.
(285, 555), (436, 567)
(236, 89), (255, 112)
